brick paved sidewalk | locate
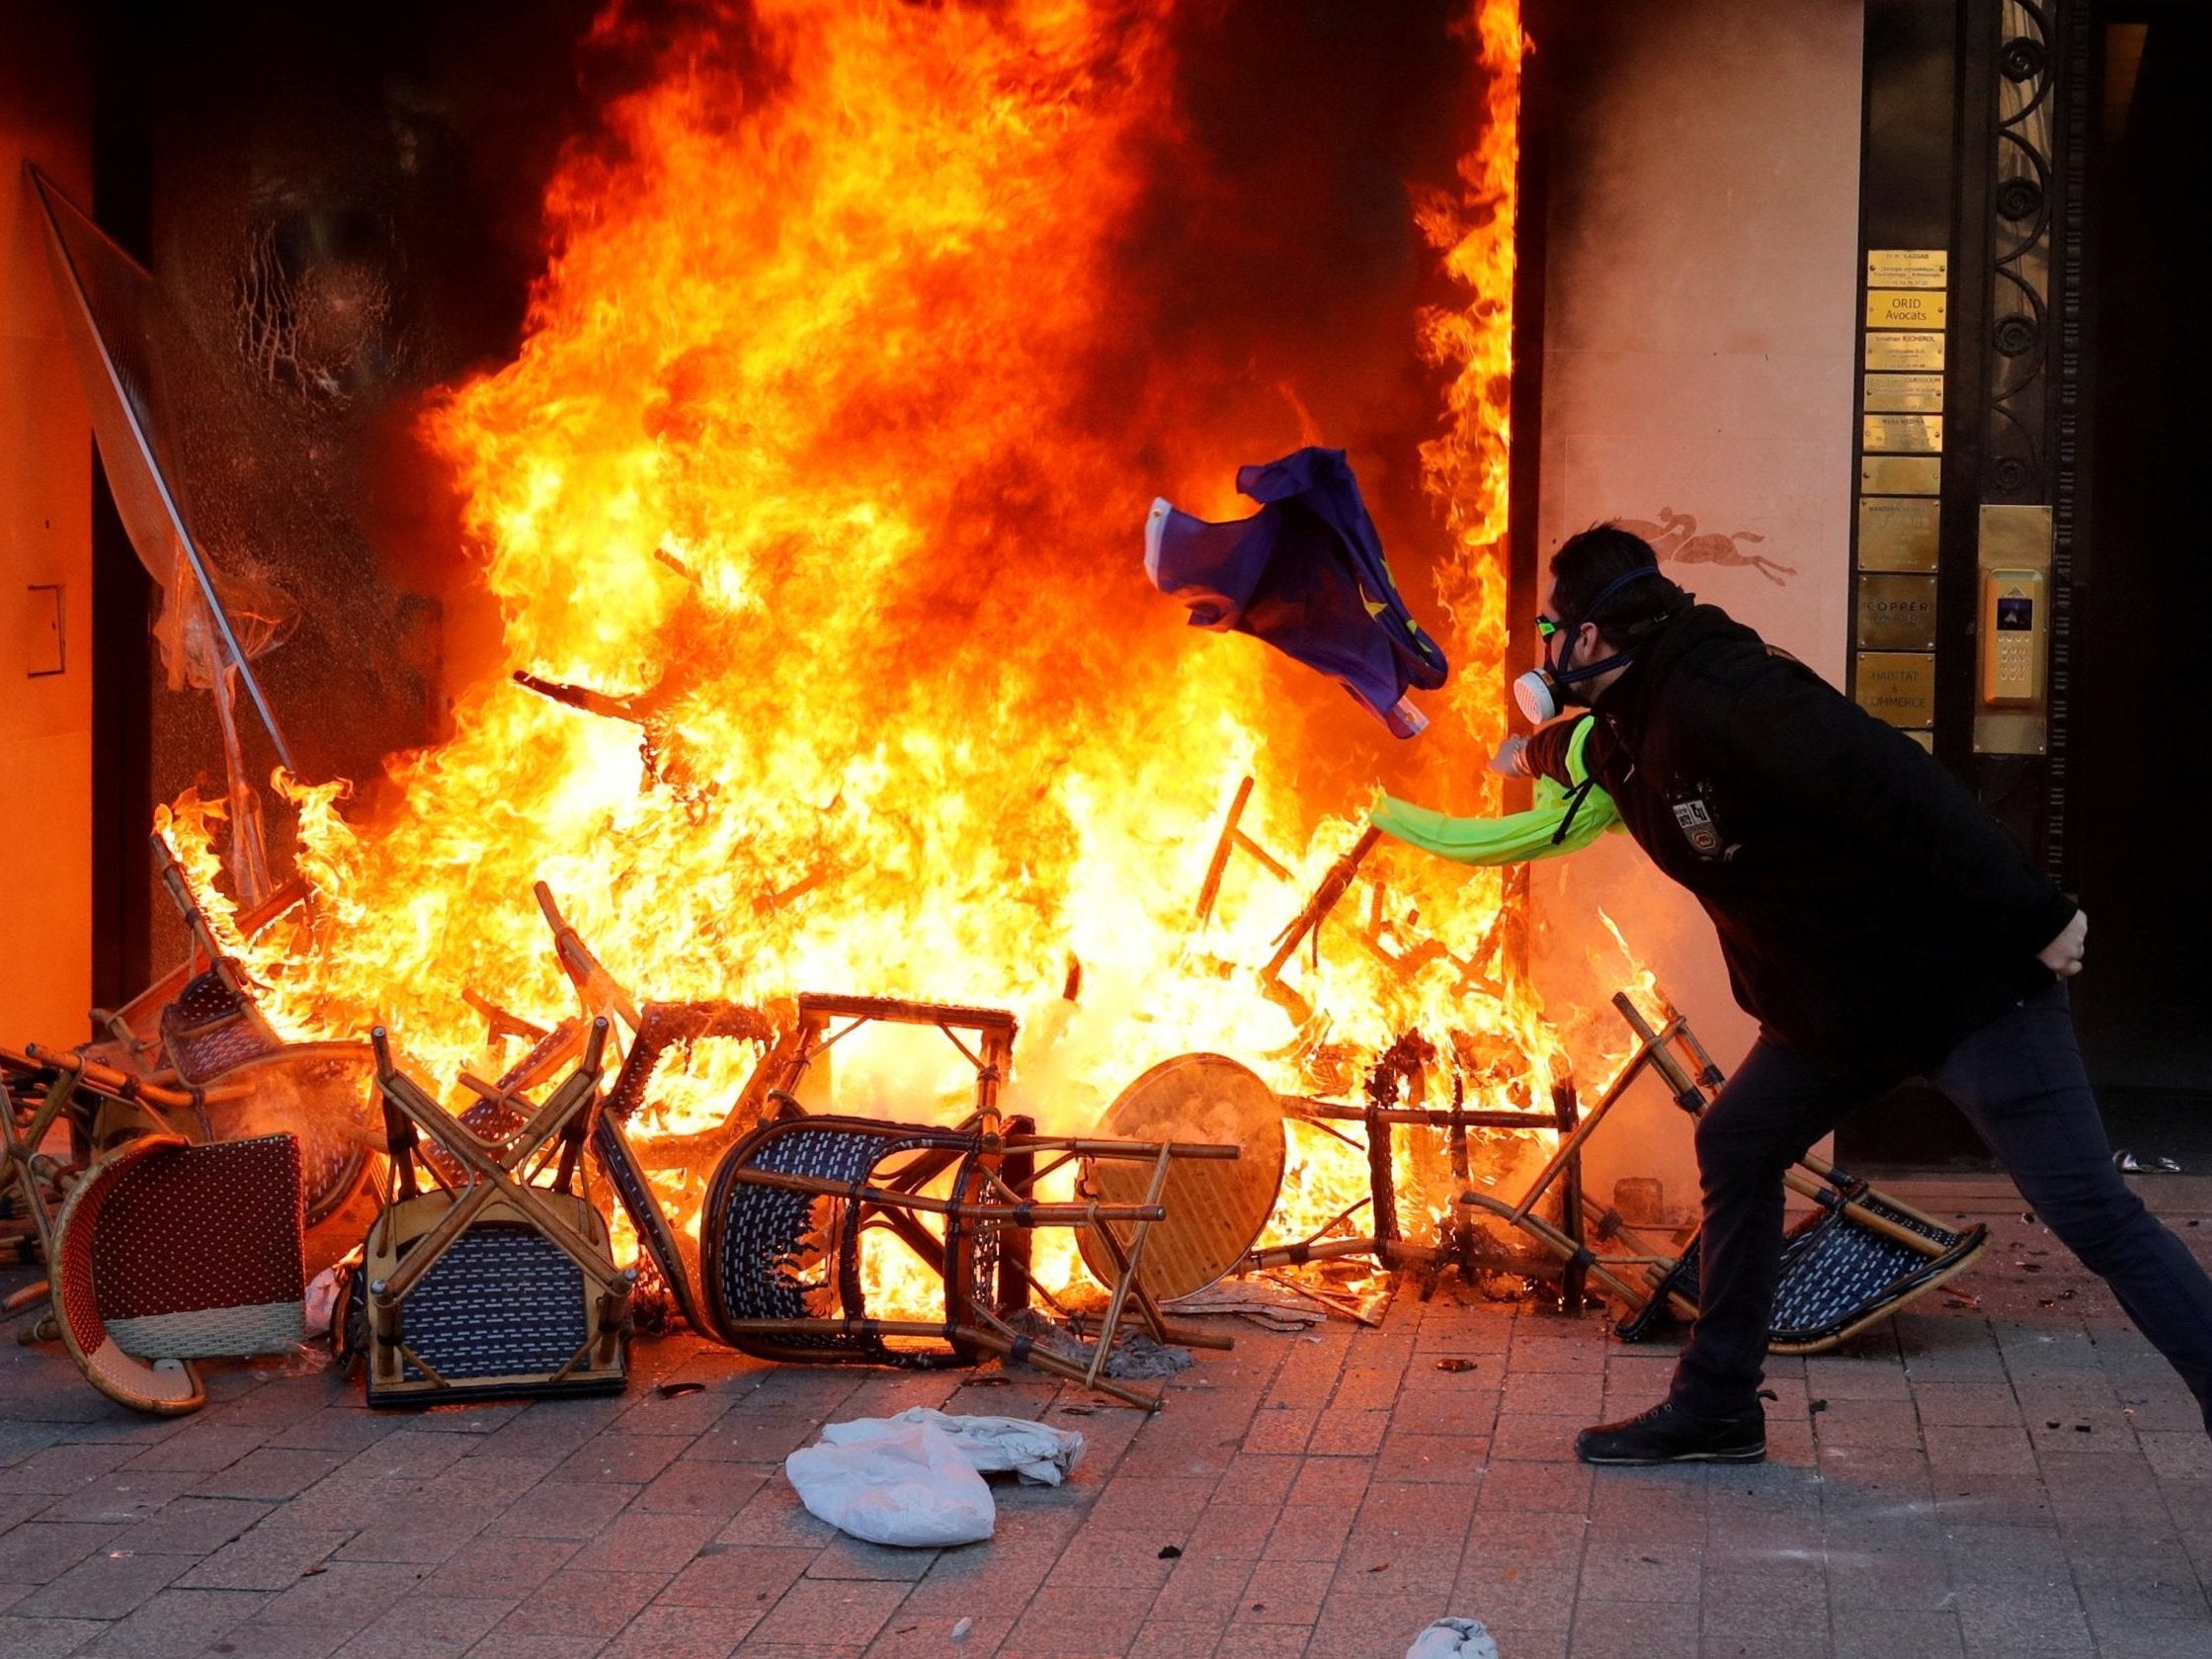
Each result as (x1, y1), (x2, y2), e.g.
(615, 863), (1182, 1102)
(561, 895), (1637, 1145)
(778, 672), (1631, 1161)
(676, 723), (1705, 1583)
(3, 1192), (2207, 1659)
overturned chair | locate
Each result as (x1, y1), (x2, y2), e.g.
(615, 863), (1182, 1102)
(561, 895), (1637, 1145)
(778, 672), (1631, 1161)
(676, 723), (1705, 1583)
(6, 1045), (307, 1415)
(1456, 991), (1991, 1354)
(54, 1134), (306, 1415)
(49, 1129), (305, 1415)
(69, 840), (377, 1228)
(522, 885), (1243, 1410)
(358, 1019), (634, 1404)
(693, 996), (1242, 1410)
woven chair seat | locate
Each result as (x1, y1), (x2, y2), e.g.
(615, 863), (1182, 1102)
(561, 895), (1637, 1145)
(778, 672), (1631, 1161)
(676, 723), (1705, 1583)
(53, 1133), (306, 1414)
(701, 1117), (983, 1364)
(361, 1183), (623, 1404)
(1618, 1183), (1988, 1352)
(160, 968), (283, 1084)
(371, 1211), (592, 1384)
(360, 1022), (630, 1405)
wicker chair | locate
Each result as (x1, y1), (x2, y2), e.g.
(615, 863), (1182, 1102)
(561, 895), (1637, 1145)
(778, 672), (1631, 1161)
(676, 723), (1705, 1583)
(72, 848), (374, 1225)
(1454, 991), (1990, 1354)
(699, 1113), (1006, 1366)
(1616, 1179), (1990, 1352)
(696, 1107), (1218, 1409)
(4, 1043), (292, 1415)
(358, 1020), (634, 1404)
(49, 1132), (306, 1415)
(523, 890), (1239, 1409)
(687, 996), (1240, 1410)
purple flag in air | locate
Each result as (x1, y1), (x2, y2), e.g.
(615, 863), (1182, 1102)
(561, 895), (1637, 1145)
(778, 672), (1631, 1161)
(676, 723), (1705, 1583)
(1145, 447), (1448, 737)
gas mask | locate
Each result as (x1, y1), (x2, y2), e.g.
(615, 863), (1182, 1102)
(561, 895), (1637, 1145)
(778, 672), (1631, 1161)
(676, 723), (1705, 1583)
(1512, 566), (1670, 725)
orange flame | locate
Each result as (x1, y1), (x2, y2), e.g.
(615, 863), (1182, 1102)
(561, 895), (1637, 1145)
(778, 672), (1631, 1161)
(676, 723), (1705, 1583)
(160, 0), (1540, 1310)
(1419, 0), (1526, 800)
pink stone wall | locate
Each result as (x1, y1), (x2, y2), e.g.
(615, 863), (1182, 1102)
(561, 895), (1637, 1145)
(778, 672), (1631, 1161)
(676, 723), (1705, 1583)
(1529, 2), (1864, 1216)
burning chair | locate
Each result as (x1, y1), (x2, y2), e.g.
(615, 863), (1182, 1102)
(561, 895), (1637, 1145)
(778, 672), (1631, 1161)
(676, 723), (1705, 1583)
(590, 996), (785, 1336)
(693, 995), (1239, 1410)
(524, 884), (1240, 1408)
(357, 1019), (634, 1403)
(64, 838), (376, 1228)
(1246, 1032), (1588, 1298)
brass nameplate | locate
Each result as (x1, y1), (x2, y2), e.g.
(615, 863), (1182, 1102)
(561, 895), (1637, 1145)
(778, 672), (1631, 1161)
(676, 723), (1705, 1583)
(1857, 497), (1940, 571)
(1859, 456), (1941, 495)
(1867, 289), (1947, 329)
(1862, 373), (1943, 412)
(1856, 574), (1939, 650)
(1866, 249), (1948, 289)
(1861, 413), (1943, 453)
(1866, 332), (1946, 371)
(1855, 651), (1935, 728)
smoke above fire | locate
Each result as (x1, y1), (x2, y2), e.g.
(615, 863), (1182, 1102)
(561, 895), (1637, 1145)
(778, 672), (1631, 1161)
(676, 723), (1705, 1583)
(165, 0), (1536, 1267)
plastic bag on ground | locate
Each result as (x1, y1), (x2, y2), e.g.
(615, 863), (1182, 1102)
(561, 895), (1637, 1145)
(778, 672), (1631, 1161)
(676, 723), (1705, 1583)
(1407, 1618), (1501, 1659)
(841, 1408), (1084, 1486)
(784, 1420), (995, 1547)
(302, 1267), (343, 1338)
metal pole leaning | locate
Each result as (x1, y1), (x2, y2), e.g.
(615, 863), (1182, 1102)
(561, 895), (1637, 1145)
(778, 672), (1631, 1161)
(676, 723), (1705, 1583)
(28, 166), (296, 775)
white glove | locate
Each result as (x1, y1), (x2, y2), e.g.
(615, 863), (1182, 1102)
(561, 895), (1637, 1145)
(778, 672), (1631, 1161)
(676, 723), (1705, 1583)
(1487, 735), (1531, 778)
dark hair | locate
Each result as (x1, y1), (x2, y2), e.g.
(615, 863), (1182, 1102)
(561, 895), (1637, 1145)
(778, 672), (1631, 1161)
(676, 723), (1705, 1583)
(1549, 523), (1688, 648)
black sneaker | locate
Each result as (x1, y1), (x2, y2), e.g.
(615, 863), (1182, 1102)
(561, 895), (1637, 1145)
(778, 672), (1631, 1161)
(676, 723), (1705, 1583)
(1575, 1399), (1765, 1466)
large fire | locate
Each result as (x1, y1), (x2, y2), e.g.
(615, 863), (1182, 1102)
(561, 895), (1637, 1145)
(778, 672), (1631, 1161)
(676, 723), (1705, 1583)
(160, 0), (1548, 1315)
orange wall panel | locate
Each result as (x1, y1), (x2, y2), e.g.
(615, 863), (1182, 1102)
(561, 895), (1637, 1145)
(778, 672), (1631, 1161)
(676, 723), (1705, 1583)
(1, 10), (93, 1043)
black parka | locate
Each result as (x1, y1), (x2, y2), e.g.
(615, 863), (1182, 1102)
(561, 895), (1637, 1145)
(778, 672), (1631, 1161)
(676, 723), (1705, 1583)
(1530, 604), (2077, 1084)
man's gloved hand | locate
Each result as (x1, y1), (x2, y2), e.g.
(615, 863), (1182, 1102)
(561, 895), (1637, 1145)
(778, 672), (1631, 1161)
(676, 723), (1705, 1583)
(2038, 908), (2088, 977)
(1488, 735), (1531, 778)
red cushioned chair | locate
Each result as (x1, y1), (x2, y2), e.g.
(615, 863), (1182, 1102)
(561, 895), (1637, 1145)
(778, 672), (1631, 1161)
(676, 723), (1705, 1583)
(51, 1132), (307, 1415)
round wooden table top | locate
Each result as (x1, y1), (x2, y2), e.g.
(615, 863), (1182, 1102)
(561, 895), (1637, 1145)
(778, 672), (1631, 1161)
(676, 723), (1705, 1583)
(1077, 1051), (1285, 1302)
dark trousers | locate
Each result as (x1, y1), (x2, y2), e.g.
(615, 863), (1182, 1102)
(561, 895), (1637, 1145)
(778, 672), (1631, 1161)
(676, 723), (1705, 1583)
(1670, 984), (2212, 1432)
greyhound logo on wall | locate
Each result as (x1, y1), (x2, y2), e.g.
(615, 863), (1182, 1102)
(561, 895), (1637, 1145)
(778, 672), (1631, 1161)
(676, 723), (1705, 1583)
(1617, 509), (1796, 587)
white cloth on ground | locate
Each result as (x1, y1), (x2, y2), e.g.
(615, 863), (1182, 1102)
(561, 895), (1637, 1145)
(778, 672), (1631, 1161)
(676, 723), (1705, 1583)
(842, 1408), (1084, 1486)
(1405, 1617), (1502, 1659)
(783, 1420), (995, 1547)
